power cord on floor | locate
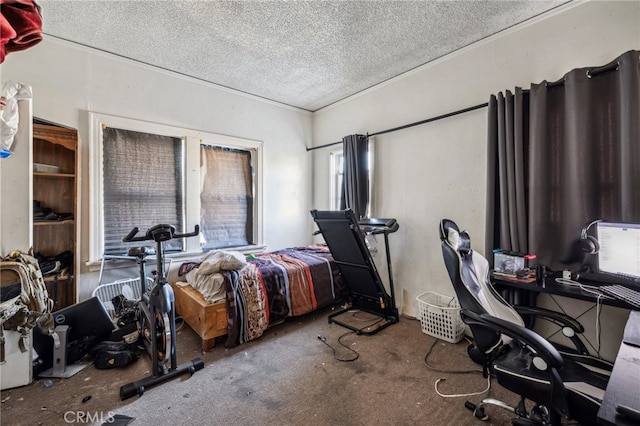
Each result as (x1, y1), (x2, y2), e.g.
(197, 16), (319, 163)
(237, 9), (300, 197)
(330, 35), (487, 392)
(317, 332), (359, 362)
(423, 336), (481, 374)
(175, 314), (185, 332)
(423, 337), (492, 398)
(317, 310), (385, 362)
(434, 375), (491, 398)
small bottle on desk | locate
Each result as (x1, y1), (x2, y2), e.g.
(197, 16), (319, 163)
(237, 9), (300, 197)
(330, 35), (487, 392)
(535, 265), (547, 285)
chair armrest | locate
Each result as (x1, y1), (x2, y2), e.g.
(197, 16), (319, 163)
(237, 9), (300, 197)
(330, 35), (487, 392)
(462, 310), (564, 369)
(513, 305), (588, 355)
(513, 305), (584, 333)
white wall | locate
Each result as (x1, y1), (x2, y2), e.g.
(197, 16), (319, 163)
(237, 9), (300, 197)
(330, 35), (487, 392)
(311, 0), (639, 359)
(0, 95), (32, 254)
(1, 38), (314, 300)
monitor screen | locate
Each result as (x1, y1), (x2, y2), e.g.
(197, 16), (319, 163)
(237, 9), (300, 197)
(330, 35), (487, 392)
(596, 222), (640, 278)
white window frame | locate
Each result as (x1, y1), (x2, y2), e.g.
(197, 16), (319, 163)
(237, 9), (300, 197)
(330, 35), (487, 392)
(88, 112), (263, 264)
(329, 149), (343, 210)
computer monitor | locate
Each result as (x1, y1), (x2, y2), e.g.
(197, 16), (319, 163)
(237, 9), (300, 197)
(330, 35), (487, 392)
(33, 296), (114, 378)
(596, 222), (640, 278)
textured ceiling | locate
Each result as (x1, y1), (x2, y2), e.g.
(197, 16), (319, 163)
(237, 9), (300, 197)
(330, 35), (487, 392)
(38, 0), (568, 111)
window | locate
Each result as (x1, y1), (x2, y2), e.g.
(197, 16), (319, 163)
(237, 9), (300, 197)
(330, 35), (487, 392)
(329, 150), (343, 210)
(102, 128), (185, 254)
(89, 113), (263, 262)
(200, 145), (253, 250)
(329, 139), (374, 214)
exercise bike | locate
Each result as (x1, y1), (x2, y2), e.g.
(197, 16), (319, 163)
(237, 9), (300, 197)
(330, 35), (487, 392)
(119, 224), (204, 400)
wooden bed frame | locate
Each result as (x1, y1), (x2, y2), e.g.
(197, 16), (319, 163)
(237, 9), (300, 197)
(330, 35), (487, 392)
(171, 282), (227, 351)
(169, 246), (343, 351)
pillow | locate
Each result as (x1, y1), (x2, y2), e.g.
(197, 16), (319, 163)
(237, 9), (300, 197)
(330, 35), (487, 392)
(197, 250), (247, 275)
(185, 269), (226, 304)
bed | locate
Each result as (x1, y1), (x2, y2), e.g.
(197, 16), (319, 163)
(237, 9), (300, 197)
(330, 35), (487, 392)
(170, 246), (344, 351)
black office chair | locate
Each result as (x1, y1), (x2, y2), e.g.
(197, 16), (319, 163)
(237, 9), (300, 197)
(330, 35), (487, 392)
(439, 219), (612, 426)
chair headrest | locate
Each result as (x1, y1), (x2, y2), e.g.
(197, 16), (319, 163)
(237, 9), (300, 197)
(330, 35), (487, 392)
(439, 219), (459, 241)
(440, 219), (472, 256)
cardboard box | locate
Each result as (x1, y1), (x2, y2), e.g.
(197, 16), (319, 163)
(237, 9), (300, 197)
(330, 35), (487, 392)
(1, 330), (33, 390)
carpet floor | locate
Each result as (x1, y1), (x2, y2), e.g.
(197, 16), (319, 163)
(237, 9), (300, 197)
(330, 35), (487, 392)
(0, 306), (576, 426)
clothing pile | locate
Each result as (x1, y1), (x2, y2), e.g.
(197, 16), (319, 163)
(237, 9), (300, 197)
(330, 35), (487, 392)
(0, 0), (43, 63)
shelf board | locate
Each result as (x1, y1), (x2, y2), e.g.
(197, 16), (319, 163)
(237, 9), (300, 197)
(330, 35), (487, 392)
(33, 220), (74, 226)
(44, 274), (71, 283)
(34, 172), (75, 178)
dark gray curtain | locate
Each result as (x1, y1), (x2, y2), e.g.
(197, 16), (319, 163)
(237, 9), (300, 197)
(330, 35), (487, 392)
(488, 50), (640, 271)
(340, 134), (369, 219)
(485, 88), (529, 259)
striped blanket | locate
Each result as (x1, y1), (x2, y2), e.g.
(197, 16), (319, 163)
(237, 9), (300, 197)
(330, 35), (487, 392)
(223, 246), (344, 347)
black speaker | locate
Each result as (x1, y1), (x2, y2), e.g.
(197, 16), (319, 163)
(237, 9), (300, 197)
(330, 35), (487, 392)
(579, 219), (602, 254)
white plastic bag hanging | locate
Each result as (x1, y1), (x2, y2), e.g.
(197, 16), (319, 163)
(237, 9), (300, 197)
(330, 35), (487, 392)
(1, 81), (33, 158)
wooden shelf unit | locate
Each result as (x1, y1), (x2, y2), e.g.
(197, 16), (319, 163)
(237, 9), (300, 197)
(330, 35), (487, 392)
(32, 123), (79, 309)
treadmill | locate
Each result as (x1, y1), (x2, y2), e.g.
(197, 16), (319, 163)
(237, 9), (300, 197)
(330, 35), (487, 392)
(310, 209), (399, 335)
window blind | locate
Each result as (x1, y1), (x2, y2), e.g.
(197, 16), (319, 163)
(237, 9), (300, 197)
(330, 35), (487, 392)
(102, 127), (184, 254)
(200, 145), (253, 250)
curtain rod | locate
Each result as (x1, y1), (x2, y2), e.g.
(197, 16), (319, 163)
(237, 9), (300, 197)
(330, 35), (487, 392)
(307, 57), (627, 152)
(306, 102), (488, 151)
(532, 59), (622, 90)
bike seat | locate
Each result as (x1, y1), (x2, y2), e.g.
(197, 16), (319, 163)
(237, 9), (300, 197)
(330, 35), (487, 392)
(127, 247), (150, 258)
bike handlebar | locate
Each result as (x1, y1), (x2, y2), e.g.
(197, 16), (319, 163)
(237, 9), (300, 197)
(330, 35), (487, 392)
(122, 224), (200, 243)
(124, 227), (140, 242)
(175, 225), (200, 239)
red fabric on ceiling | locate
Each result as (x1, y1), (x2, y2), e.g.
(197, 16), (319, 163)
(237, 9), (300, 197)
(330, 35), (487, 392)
(1, 0), (43, 63)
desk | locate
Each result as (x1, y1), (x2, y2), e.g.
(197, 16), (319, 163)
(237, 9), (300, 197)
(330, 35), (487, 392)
(597, 310), (640, 425)
(493, 273), (640, 424)
(492, 272), (636, 310)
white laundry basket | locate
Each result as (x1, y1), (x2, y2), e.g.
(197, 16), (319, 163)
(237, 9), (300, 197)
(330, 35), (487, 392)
(91, 278), (147, 320)
(416, 291), (465, 343)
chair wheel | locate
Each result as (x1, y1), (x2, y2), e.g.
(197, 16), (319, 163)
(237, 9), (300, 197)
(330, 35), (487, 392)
(473, 406), (488, 420)
(464, 401), (488, 420)
(530, 405), (551, 424)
